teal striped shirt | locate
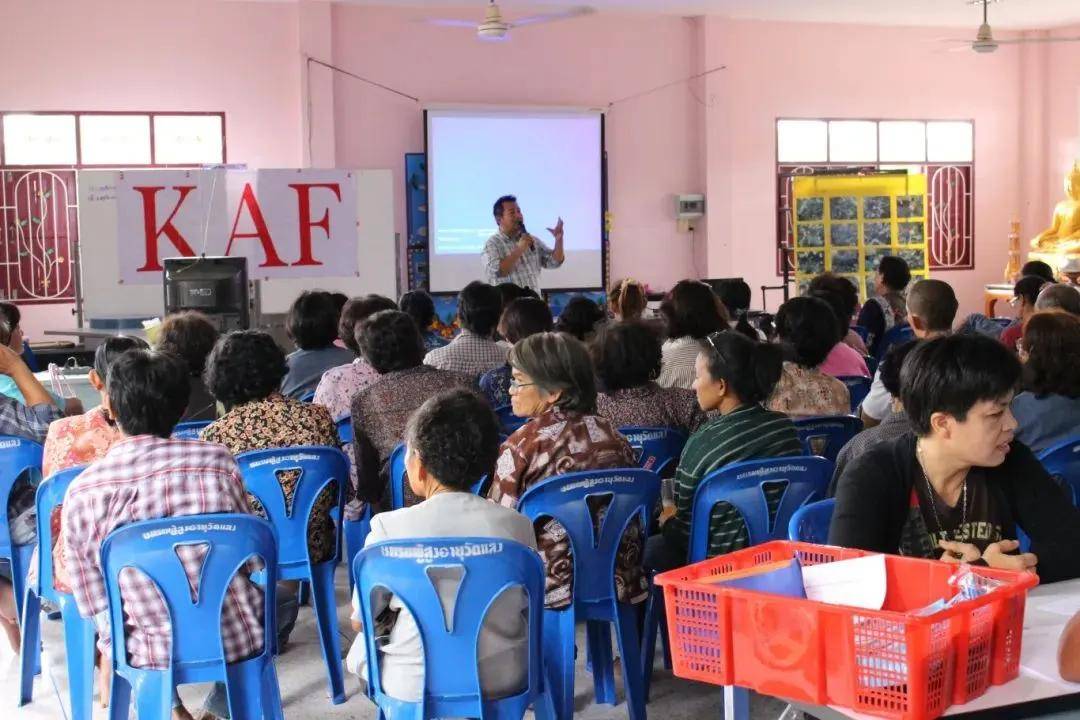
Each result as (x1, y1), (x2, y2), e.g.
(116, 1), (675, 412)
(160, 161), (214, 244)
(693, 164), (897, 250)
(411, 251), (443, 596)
(662, 403), (803, 559)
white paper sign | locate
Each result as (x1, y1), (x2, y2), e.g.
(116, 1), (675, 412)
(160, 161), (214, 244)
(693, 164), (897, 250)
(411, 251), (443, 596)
(802, 553), (887, 610)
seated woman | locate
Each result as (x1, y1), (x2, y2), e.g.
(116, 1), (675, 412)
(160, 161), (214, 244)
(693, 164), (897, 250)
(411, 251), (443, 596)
(399, 289), (449, 352)
(281, 290), (356, 399)
(809, 276), (870, 378)
(646, 332), (803, 571)
(856, 255), (911, 357)
(608, 278), (648, 323)
(768, 296), (850, 417)
(479, 297), (553, 408)
(314, 294), (397, 421)
(155, 310), (220, 421)
(351, 311), (474, 509)
(830, 334), (1080, 581)
(487, 332), (643, 608)
(202, 331), (340, 564)
(809, 272), (868, 355)
(592, 320), (706, 434)
(346, 389), (536, 701)
(1011, 312), (1080, 453)
(554, 295), (605, 342)
(657, 280), (729, 389)
(0, 308), (76, 413)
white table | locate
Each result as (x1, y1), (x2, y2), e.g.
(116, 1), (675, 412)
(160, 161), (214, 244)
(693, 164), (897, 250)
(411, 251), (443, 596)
(721, 578), (1080, 719)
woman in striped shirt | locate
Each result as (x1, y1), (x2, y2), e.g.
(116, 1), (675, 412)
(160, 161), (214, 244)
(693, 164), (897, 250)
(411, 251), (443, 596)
(646, 331), (803, 571)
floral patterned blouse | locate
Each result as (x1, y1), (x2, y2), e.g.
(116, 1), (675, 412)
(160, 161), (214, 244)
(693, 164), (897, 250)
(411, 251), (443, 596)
(596, 383), (707, 435)
(488, 407), (646, 608)
(202, 393), (340, 563)
(767, 361), (850, 418)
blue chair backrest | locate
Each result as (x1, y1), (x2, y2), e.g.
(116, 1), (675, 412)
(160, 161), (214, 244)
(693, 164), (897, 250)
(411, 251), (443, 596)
(299, 390), (316, 403)
(1038, 436), (1080, 506)
(354, 538), (545, 719)
(864, 355), (879, 377)
(335, 415), (353, 445)
(792, 415), (862, 463)
(876, 323), (914, 360)
(495, 404), (528, 434)
(100, 514), (277, 681)
(32, 465), (87, 603)
(235, 446), (348, 570)
(850, 325), (870, 343)
(786, 498), (836, 544)
(619, 426), (687, 477)
(517, 469), (660, 607)
(837, 376), (872, 414)
(0, 435), (44, 554)
(690, 456), (831, 561)
(172, 420), (212, 440)
(390, 442), (489, 508)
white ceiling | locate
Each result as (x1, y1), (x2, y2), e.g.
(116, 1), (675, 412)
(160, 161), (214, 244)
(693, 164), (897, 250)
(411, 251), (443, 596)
(332, 0), (1080, 30)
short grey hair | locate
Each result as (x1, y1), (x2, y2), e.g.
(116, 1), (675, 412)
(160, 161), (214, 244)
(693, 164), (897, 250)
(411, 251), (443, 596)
(1035, 284), (1080, 315)
(508, 332), (596, 413)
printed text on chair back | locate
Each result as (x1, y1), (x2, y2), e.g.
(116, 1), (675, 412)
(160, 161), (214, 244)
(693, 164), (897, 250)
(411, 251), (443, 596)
(619, 426), (687, 476)
(0, 435), (43, 552)
(792, 415), (862, 464)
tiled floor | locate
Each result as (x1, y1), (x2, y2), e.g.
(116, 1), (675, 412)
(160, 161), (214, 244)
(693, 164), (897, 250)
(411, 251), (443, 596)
(4, 574), (789, 719)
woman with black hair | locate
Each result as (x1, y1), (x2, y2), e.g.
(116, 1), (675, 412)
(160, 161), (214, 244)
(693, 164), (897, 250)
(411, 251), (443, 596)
(155, 310), (220, 420)
(657, 280), (729, 389)
(554, 295), (605, 341)
(281, 290), (356, 399)
(479, 297), (553, 407)
(768, 296), (850, 417)
(592, 321), (706, 434)
(646, 331), (802, 571)
(399, 289), (449, 352)
(1011, 312), (1080, 453)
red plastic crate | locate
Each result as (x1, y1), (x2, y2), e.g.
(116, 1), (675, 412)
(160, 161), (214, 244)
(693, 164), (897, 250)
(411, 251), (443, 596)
(654, 541), (1039, 720)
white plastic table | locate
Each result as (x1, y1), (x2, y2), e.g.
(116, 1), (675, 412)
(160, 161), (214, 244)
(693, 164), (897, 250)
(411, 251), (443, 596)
(720, 577), (1080, 719)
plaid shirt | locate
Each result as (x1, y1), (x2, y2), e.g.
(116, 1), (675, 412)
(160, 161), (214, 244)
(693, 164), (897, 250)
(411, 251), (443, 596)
(62, 435), (264, 669)
(0, 395), (61, 443)
(423, 330), (508, 377)
(481, 231), (562, 294)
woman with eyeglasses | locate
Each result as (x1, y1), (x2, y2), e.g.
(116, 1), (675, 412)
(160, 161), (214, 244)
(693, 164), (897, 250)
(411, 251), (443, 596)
(645, 331), (803, 573)
(487, 332), (644, 608)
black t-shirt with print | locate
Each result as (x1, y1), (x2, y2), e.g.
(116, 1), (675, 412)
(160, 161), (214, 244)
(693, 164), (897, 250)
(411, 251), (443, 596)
(899, 466), (1005, 559)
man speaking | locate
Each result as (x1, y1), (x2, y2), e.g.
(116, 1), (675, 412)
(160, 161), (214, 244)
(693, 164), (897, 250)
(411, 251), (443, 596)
(481, 195), (564, 294)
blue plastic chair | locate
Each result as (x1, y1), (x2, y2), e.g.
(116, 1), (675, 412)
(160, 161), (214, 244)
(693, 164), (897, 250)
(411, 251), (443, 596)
(619, 426), (687, 477)
(236, 446), (349, 704)
(0, 435), (44, 626)
(792, 415), (862, 464)
(335, 415), (353, 444)
(19, 466), (96, 720)
(864, 355), (879, 377)
(642, 456), (832, 699)
(495, 404), (529, 435)
(353, 538), (554, 720)
(517, 469), (660, 720)
(299, 390), (317, 403)
(171, 420), (213, 440)
(850, 325), (870, 344)
(787, 498), (836, 544)
(344, 505), (372, 597)
(100, 514), (282, 720)
(389, 442), (489, 510)
(836, 376), (872, 414)
(1037, 436), (1080, 506)
(876, 323), (914, 361)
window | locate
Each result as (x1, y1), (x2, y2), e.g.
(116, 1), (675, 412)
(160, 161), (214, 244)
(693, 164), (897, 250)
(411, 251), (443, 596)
(79, 115), (152, 165)
(2, 114), (77, 166)
(777, 118), (974, 271)
(153, 114), (225, 165)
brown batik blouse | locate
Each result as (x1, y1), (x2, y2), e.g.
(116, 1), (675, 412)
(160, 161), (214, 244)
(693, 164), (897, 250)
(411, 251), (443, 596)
(202, 393), (340, 563)
(488, 407), (647, 608)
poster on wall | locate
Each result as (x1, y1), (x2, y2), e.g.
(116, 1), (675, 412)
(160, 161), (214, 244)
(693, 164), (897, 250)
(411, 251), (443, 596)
(792, 173), (930, 301)
(115, 169), (359, 285)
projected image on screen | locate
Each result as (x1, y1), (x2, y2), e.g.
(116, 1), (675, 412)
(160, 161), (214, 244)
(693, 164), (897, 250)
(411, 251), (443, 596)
(426, 109), (603, 292)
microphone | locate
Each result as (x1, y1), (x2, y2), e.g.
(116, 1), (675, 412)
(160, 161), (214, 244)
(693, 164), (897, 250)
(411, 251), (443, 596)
(519, 221), (534, 250)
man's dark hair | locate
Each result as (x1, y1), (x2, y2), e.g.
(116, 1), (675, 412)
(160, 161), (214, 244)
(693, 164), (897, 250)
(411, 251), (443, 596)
(493, 194), (517, 220)
(107, 350), (190, 438)
(715, 279), (752, 317)
(1022, 312), (1080, 399)
(0, 302), (20, 331)
(1014, 274), (1049, 307)
(907, 279), (959, 332)
(500, 297), (553, 344)
(1021, 260), (1056, 283)
(358, 310), (425, 373)
(204, 330), (288, 411)
(286, 290), (340, 350)
(399, 290), (438, 332)
(900, 334), (1021, 435)
(94, 335), (150, 383)
(404, 389), (501, 491)
(590, 321), (662, 392)
(155, 311), (220, 377)
(879, 339), (918, 398)
(878, 256), (912, 292)
(702, 331), (785, 404)
(776, 296), (840, 368)
(555, 296), (605, 341)
(660, 279), (729, 339)
(458, 281), (503, 337)
(330, 292), (348, 315)
(339, 295), (397, 355)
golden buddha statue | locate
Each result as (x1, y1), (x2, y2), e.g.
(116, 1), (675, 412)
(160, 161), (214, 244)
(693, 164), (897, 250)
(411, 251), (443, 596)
(1032, 162), (1080, 254)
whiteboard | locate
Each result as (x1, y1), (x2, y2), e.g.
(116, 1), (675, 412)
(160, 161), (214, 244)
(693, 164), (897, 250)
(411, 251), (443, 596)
(77, 169), (397, 318)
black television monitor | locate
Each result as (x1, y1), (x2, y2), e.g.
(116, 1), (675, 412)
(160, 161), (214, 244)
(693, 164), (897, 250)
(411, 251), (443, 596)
(162, 256), (249, 332)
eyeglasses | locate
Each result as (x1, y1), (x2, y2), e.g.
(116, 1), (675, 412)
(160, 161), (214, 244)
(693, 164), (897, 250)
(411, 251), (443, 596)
(705, 331), (725, 355)
(509, 378), (537, 390)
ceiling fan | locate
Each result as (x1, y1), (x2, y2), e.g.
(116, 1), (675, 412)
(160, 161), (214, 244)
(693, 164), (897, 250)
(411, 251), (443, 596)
(940, 0), (1080, 54)
(426, 1), (595, 42)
